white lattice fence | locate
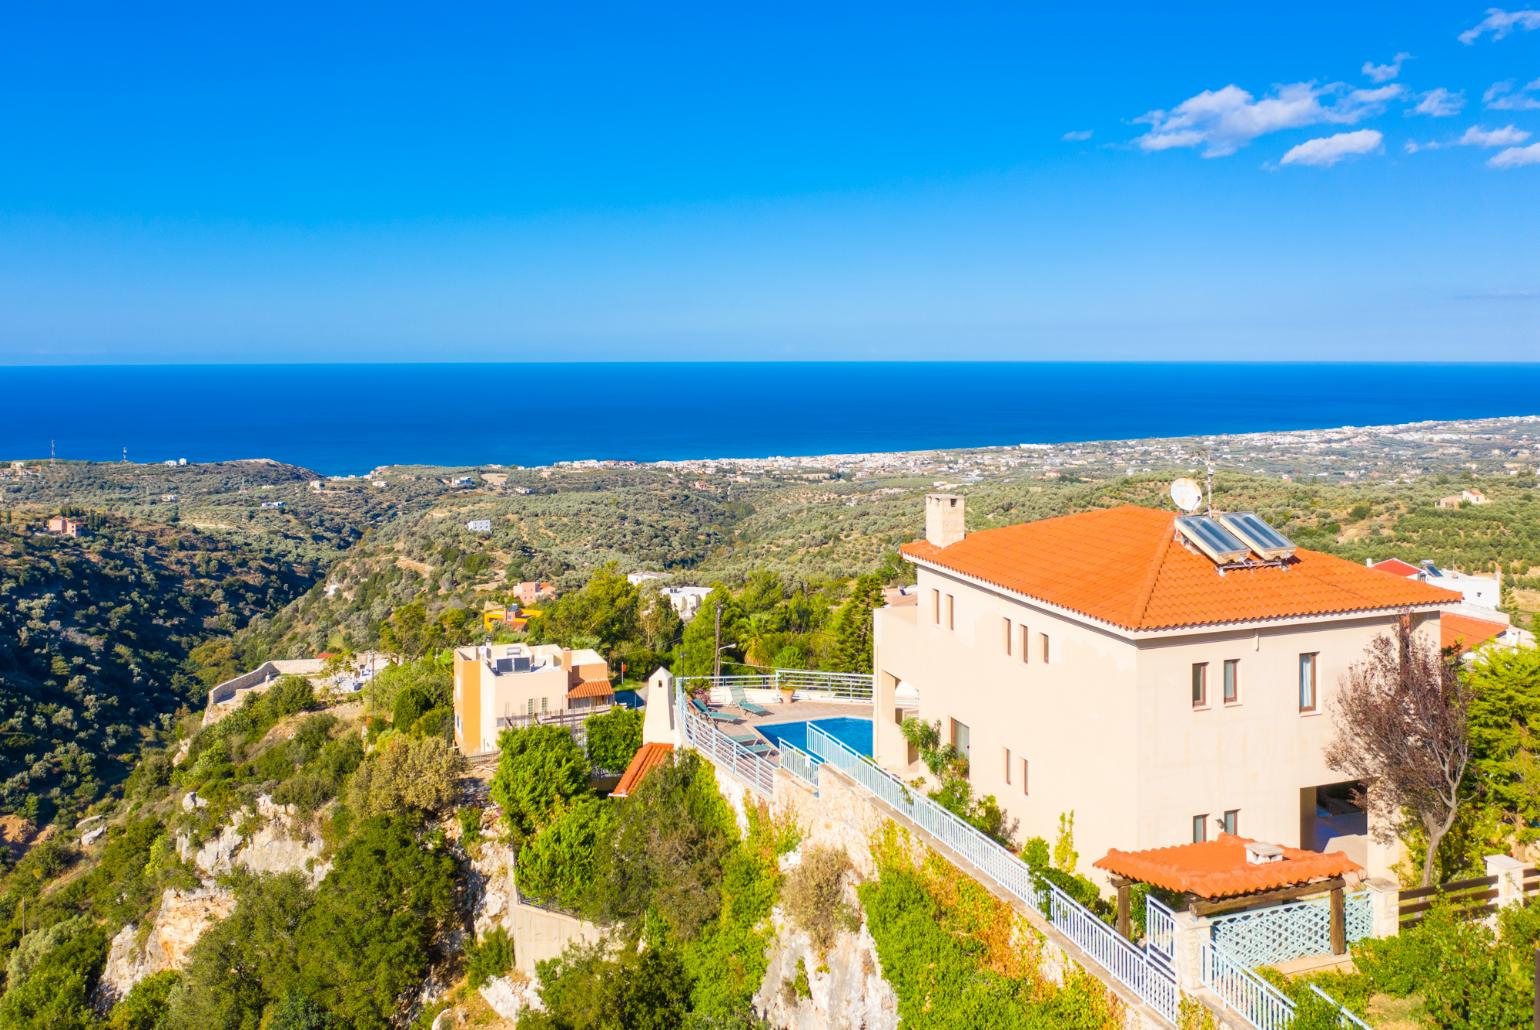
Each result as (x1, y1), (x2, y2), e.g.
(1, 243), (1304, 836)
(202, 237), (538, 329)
(1209, 891), (1371, 969)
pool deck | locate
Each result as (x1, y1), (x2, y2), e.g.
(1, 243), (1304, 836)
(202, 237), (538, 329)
(708, 699), (874, 746)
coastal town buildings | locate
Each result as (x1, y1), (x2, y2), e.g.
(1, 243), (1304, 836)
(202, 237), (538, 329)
(871, 494), (1458, 883)
(452, 642), (611, 755)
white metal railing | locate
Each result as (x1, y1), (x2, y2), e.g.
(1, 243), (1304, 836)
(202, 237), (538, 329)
(1202, 942), (1295, 1030)
(1146, 895), (1177, 969)
(675, 685), (776, 797)
(1201, 940), (1369, 1030)
(803, 723), (1181, 1025)
(675, 668), (873, 701)
(776, 740), (820, 791)
(1209, 890), (1373, 969)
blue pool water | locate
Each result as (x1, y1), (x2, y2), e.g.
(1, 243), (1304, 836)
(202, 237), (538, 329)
(757, 716), (873, 762)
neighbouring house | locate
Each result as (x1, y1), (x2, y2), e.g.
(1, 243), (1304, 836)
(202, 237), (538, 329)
(872, 494), (1459, 883)
(481, 606), (531, 633)
(466, 518), (493, 534)
(452, 643), (611, 755)
(627, 571), (665, 586)
(46, 515), (85, 537)
(204, 652), (393, 725)
(1436, 489), (1488, 509)
(1366, 556), (1502, 611)
(512, 580), (557, 606)
(1441, 611), (1535, 658)
(259, 500), (285, 510)
(661, 585), (713, 620)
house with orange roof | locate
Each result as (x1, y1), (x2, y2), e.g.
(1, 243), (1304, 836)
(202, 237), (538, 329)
(873, 495), (1459, 883)
(452, 642), (611, 755)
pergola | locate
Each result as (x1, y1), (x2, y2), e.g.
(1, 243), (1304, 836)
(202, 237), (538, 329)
(1094, 833), (1364, 953)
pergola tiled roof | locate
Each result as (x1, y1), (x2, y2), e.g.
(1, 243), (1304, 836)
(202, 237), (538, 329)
(1094, 833), (1362, 900)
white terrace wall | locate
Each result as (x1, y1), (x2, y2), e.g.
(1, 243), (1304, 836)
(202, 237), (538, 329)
(507, 896), (605, 976)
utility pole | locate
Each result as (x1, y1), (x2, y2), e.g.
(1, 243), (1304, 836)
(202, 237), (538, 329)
(713, 598), (723, 688)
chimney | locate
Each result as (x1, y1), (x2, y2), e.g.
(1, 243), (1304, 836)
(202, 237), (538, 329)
(1244, 841), (1283, 865)
(925, 493), (965, 547)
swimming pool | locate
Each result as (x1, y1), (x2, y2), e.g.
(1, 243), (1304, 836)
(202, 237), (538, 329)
(756, 716), (872, 762)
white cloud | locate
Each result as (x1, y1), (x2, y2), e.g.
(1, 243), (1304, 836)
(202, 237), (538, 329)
(1459, 7), (1540, 43)
(1363, 53), (1412, 82)
(1279, 129), (1384, 167)
(1489, 142), (1540, 167)
(1460, 124), (1532, 146)
(1486, 78), (1540, 110)
(1412, 88), (1465, 117)
(1061, 129), (1093, 142)
(1135, 82), (1399, 158)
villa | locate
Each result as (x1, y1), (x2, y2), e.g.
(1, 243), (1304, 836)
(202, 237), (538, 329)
(453, 642), (611, 755)
(871, 494), (1458, 882)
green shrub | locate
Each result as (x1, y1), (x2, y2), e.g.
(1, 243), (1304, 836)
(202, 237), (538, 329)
(465, 927), (515, 988)
(107, 970), (180, 1030)
(781, 845), (856, 956)
(585, 707), (644, 773)
(345, 734), (462, 819)
(490, 725), (592, 843)
(516, 797), (617, 913)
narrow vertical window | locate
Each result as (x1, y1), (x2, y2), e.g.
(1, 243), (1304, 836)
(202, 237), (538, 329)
(946, 594), (955, 630)
(1040, 632), (1050, 664)
(949, 718), (970, 760)
(1019, 624), (1030, 663)
(1222, 810), (1239, 836)
(1021, 758), (1029, 795)
(1002, 617), (1013, 656)
(1192, 814), (1208, 843)
(931, 589), (940, 624)
(1223, 659), (1239, 704)
(1191, 662), (1208, 708)
(1003, 747), (1012, 784)
(1299, 653), (1318, 712)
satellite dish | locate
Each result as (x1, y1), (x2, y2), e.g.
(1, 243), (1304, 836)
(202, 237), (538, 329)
(1170, 477), (1203, 514)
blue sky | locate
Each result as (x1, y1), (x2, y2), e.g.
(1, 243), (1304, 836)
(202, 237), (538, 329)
(1, 3), (1537, 363)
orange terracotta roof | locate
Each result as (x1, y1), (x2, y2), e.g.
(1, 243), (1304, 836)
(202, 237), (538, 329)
(1369, 558), (1422, 579)
(901, 505), (1458, 632)
(1093, 834), (1362, 898)
(567, 679), (615, 700)
(1442, 612), (1508, 653)
(613, 743), (673, 797)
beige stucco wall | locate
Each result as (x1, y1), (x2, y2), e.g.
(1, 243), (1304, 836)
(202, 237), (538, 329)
(874, 563), (1439, 884)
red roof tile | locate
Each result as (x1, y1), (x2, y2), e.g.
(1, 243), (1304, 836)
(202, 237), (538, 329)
(1094, 833), (1362, 898)
(1369, 558), (1422, 579)
(1442, 612), (1508, 654)
(613, 743), (673, 796)
(567, 679), (615, 700)
(901, 505), (1458, 631)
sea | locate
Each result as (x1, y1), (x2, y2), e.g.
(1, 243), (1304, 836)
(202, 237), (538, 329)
(2, 362), (1538, 476)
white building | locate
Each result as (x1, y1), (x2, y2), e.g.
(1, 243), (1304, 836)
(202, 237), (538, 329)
(661, 585), (714, 621)
(466, 518), (493, 534)
(873, 495), (1458, 883)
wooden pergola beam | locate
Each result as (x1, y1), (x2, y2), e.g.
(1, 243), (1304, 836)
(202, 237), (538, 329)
(1187, 876), (1348, 916)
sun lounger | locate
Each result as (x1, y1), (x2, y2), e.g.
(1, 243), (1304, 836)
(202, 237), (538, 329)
(729, 734), (773, 754)
(727, 682), (770, 717)
(689, 696), (739, 722)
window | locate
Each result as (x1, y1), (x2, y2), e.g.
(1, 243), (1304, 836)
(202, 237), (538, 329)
(540, 696), (549, 714)
(526, 698), (536, 716)
(1002, 617), (1013, 656)
(1003, 747), (1012, 784)
(931, 589), (940, 624)
(946, 594), (955, 630)
(950, 718), (970, 761)
(1191, 662), (1208, 707)
(1192, 814), (1208, 843)
(1223, 659), (1240, 704)
(1019, 624), (1030, 663)
(1039, 632), (1050, 663)
(1299, 653), (1318, 712)
(1222, 810), (1239, 836)
(1021, 758), (1029, 795)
